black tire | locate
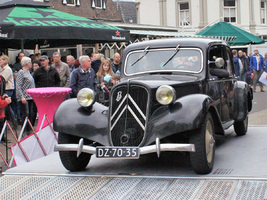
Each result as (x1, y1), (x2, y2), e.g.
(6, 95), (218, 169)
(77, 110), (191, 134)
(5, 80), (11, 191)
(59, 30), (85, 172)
(58, 133), (91, 171)
(189, 113), (215, 174)
(234, 115), (248, 136)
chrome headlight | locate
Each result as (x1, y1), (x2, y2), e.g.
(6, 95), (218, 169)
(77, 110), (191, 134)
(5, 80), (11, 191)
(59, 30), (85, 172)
(156, 85), (176, 105)
(77, 88), (95, 107)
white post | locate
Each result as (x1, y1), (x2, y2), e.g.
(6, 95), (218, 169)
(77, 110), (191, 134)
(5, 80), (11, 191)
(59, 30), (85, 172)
(76, 44), (83, 58)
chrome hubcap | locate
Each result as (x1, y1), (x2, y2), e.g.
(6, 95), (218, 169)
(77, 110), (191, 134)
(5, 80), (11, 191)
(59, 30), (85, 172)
(205, 120), (215, 163)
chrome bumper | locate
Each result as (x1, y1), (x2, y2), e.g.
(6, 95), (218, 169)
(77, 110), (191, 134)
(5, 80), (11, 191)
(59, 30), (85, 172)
(54, 138), (195, 158)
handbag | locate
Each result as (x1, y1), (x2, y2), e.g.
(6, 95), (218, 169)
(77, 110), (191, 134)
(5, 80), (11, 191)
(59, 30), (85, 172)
(259, 71), (267, 86)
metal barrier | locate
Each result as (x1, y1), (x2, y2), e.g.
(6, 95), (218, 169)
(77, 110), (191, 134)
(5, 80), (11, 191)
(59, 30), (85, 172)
(0, 114), (57, 169)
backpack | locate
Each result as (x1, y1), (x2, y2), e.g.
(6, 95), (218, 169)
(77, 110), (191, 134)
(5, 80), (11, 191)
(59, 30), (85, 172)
(0, 75), (6, 96)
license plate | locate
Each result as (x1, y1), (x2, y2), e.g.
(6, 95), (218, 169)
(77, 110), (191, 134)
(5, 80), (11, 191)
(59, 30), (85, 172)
(96, 147), (139, 158)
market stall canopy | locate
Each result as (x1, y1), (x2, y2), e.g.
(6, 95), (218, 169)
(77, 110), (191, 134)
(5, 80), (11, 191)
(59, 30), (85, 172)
(196, 21), (265, 46)
(0, 0), (130, 49)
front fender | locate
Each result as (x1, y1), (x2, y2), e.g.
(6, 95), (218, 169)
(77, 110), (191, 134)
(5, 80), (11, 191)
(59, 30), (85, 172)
(53, 99), (110, 145)
(145, 94), (219, 145)
(233, 81), (249, 121)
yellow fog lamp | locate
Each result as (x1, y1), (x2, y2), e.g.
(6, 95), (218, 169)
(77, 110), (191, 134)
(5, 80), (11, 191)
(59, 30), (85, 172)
(77, 88), (95, 107)
(156, 85), (176, 105)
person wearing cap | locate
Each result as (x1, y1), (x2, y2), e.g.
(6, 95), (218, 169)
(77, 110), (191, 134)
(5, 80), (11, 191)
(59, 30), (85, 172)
(33, 55), (60, 88)
(51, 52), (70, 87)
(69, 55), (97, 98)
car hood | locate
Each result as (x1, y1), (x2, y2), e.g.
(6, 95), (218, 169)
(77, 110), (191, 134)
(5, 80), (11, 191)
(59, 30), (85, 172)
(122, 74), (201, 89)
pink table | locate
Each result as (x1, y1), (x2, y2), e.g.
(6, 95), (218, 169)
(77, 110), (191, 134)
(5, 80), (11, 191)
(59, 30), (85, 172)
(26, 87), (72, 132)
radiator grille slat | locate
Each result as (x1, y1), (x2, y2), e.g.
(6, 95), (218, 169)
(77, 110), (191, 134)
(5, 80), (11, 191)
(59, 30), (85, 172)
(110, 85), (148, 146)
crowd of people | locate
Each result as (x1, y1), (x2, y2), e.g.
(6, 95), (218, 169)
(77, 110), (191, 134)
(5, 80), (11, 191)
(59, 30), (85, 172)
(0, 51), (122, 137)
(232, 48), (267, 92)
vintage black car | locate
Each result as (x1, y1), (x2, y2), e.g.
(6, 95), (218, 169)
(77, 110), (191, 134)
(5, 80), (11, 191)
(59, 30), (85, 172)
(54, 38), (253, 174)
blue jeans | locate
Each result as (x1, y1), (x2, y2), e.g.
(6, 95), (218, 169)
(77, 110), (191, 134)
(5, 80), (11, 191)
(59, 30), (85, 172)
(5, 90), (13, 97)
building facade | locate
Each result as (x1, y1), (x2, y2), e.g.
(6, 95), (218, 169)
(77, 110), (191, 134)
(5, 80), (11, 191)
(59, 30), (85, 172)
(35, 0), (124, 22)
(135, 0), (267, 39)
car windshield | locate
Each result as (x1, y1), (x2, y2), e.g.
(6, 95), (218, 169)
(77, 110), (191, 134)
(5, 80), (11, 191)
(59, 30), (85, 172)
(125, 48), (203, 75)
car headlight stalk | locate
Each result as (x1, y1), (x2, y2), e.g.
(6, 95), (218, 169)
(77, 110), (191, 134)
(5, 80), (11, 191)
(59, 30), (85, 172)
(156, 85), (176, 105)
(77, 88), (95, 107)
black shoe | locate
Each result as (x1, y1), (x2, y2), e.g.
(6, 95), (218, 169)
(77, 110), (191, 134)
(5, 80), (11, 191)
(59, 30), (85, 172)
(261, 90), (265, 92)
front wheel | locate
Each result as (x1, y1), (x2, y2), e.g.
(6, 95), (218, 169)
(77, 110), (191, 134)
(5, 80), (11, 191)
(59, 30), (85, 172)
(58, 133), (91, 171)
(234, 115), (248, 136)
(189, 113), (215, 174)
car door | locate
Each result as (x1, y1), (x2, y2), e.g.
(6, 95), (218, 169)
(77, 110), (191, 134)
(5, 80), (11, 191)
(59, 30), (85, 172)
(207, 44), (235, 127)
(222, 46), (235, 123)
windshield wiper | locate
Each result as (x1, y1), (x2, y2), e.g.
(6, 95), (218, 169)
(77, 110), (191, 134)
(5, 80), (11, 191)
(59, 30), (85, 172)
(131, 46), (149, 66)
(162, 44), (180, 68)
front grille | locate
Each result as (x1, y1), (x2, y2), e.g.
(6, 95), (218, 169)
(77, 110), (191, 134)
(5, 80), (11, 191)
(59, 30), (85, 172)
(110, 84), (148, 146)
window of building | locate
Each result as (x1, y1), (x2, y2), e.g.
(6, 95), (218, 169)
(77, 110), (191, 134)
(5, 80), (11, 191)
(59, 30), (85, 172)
(223, 0), (236, 23)
(67, 0), (75, 5)
(136, 2), (140, 24)
(179, 2), (190, 26)
(159, 0), (167, 26)
(261, 1), (266, 24)
(91, 0), (106, 9)
(96, 0), (102, 8)
(63, 0), (80, 6)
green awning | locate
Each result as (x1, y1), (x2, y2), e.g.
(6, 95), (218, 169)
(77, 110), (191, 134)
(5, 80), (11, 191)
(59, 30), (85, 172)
(0, 0), (130, 49)
(196, 21), (265, 46)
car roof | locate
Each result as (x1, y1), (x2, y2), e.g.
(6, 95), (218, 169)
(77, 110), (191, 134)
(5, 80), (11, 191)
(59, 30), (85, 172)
(123, 38), (228, 55)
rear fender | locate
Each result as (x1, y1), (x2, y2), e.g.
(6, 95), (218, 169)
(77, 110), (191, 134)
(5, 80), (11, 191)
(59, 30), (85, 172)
(146, 94), (223, 144)
(53, 99), (110, 146)
(233, 81), (249, 121)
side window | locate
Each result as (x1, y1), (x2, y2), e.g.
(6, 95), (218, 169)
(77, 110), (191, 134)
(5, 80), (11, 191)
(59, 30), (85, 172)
(208, 45), (224, 69)
(225, 47), (234, 75)
(208, 45), (230, 79)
